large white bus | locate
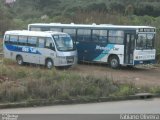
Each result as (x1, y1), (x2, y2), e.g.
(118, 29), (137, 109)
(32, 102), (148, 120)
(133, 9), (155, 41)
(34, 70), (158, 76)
(3, 30), (77, 68)
(28, 23), (156, 68)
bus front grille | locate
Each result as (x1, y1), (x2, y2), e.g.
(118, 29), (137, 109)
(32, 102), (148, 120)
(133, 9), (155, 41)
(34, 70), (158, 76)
(66, 56), (74, 64)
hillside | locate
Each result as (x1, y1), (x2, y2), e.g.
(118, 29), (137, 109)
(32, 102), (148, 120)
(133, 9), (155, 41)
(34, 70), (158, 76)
(0, 0), (160, 50)
(1, 0), (160, 25)
(8, 0), (160, 18)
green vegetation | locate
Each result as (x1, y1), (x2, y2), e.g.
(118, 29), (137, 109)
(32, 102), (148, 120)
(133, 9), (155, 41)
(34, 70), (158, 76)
(0, 0), (160, 57)
(150, 87), (160, 94)
(0, 60), (159, 103)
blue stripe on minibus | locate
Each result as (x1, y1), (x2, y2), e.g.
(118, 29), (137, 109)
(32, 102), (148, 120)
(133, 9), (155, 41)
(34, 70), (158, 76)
(5, 44), (41, 55)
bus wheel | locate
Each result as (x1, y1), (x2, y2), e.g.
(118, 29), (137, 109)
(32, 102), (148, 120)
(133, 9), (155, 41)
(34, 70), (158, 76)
(109, 56), (119, 69)
(16, 55), (23, 65)
(46, 59), (53, 69)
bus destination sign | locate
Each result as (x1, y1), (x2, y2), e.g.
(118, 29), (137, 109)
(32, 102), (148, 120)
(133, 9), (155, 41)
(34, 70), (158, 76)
(139, 28), (155, 32)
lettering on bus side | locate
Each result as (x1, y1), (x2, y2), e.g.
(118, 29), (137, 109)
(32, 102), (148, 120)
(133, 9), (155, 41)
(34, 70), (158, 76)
(30, 47), (37, 53)
(112, 47), (119, 51)
(96, 45), (119, 51)
(22, 47), (37, 53)
(22, 47), (29, 52)
(96, 45), (110, 51)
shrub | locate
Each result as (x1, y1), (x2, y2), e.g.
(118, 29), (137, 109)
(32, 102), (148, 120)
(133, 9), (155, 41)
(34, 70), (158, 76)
(0, 81), (27, 102)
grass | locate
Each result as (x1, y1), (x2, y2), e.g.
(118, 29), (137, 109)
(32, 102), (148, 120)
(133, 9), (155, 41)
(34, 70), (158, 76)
(0, 60), (159, 104)
(149, 87), (160, 94)
(0, 60), (142, 103)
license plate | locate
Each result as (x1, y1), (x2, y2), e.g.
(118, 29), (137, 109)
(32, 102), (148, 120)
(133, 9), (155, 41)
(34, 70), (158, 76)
(67, 57), (74, 63)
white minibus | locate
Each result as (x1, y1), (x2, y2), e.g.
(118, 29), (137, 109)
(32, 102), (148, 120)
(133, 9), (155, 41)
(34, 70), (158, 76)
(3, 30), (77, 68)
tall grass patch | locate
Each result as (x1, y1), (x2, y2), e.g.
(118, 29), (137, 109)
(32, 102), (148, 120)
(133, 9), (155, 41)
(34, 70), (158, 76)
(0, 64), (152, 103)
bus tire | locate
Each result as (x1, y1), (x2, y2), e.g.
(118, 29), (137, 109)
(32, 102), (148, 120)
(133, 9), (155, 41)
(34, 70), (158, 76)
(109, 55), (119, 69)
(46, 59), (53, 69)
(16, 55), (23, 65)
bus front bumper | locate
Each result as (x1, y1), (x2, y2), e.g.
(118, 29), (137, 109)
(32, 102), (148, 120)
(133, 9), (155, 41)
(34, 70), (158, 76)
(54, 56), (78, 67)
(134, 60), (156, 65)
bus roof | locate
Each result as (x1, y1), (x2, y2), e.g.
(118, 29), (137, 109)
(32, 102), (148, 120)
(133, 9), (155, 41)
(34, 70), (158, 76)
(28, 23), (156, 30)
(5, 30), (68, 37)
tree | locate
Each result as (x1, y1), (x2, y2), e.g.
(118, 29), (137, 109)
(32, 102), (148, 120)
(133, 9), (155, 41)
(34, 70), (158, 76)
(0, 0), (13, 32)
(125, 4), (134, 16)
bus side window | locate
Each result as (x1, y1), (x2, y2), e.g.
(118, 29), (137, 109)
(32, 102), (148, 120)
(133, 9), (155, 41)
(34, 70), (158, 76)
(108, 30), (124, 44)
(63, 29), (76, 42)
(50, 28), (62, 32)
(30, 27), (41, 31)
(77, 29), (91, 42)
(28, 36), (37, 47)
(45, 38), (55, 50)
(4, 35), (10, 44)
(10, 35), (18, 45)
(41, 27), (50, 31)
(92, 30), (107, 43)
(18, 36), (27, 46)
(38, 37), (45, 48)
(92, 35), (99, 42)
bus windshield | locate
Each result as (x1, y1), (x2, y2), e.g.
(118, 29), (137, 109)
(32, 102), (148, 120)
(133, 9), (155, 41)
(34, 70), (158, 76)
(53, 34), (74, 51)
(136, 33), (154, 50)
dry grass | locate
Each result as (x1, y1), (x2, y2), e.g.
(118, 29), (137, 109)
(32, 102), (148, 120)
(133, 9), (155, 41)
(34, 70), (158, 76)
(0, 61), (139, 103)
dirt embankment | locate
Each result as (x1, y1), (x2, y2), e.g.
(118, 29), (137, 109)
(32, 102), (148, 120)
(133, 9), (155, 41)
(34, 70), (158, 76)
(69, 64), (160, 87)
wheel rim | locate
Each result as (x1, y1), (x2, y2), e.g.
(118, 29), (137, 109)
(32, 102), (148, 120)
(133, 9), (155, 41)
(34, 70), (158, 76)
(47, 61), (53, 69)
(17, 57), (22, 65)
(111, 58), (118, 68)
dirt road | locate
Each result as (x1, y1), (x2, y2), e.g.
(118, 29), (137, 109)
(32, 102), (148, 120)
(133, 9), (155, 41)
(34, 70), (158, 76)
(69, 64), (160, 87)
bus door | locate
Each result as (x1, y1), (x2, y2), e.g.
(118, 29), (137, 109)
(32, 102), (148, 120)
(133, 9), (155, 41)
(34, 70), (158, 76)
(76, 41), (92, 61)
(124, 32), (135, 65)
(76, 29), (92, 61)
(38, 37), (55, 64)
